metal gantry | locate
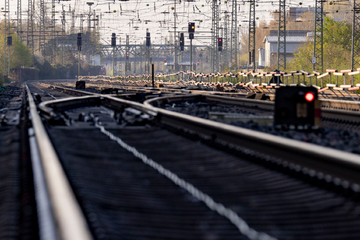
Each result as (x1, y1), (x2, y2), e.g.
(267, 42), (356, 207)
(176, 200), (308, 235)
(351, 0), (360, 71)
(212, 0), (219, 72)
(224, 13), (230, 68)
(52, 0), (56, 63)
(248, 0), (256, 70)
(39, 0), (46, 53)
(27, 0), (34, 56)
(17, 0), (22, 41)
(4, 0), (9, 77)
(230, 0), (238, 71)
(277, 0), (286, 71)
(313, 0), (324, 72)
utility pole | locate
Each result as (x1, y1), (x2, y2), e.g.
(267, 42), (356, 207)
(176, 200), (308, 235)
(230, 0), (238, 72)
(277, 0), (286, 71)
(146, 30), (151, 74)
(248, 0), (256, 71)
(4, 0), (9, 78)
(212, 0), (219, 72)
(39, 0), (45, 53)
(61, 5), (65, 65)
(224, 13), (229, 69)
(313, 0), (324, 72)
(77, 33), (82, 80)
(189, 23), (195, 72)
(8, 36), (12, 76)
(111, 33), (116, 76)
(173, 0), (178, 71)
(351, 0), (360, 71)
(71, 6), (75, 34)
(125, 35), (129, 76)
(52, 0), (56, 64)
(27, 0), (34, 59)
(80, 14), (84, 33)
(17, 0), (22, 41)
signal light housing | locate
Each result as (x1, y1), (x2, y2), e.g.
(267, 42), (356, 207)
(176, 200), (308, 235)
(188, 22), (195, 33)
(274, 87), (321, 127)
(111, 33), (116, 47)
(305, 92), (315, 102)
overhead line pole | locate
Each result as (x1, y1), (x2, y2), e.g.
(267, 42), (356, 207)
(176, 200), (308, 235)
(230, 0), (238, 72)
(249, 0), (256, 71)
(17, 0), (22, 41)
(174, 0), (178, 72)
(277, 0), (286, 71)
(313, 0), (324, 72)
(351, 0), (360, 72)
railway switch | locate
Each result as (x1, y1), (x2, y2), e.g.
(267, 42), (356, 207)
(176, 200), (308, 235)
(274, 87), (321, 127)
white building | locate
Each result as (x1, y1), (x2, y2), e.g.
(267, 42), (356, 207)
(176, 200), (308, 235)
(262, 35), (310, 67)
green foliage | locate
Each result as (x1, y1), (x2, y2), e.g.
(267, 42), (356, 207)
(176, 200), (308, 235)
(322, 16), (352, 51)
(287, 16), (353, 73)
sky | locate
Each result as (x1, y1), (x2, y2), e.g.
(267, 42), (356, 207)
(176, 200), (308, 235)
(4, 0), (316, 45)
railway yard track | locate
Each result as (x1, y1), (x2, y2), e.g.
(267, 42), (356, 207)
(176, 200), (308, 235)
(1, 79), (360, 239)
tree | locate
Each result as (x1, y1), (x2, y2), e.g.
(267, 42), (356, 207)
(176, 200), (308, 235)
(287, 16), (352, 72)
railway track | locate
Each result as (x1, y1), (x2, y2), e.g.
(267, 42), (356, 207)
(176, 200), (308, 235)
(25, 83), (360, 239)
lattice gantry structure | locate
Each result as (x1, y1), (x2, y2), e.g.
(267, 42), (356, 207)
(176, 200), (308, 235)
(277, 0), (286, 71)
(39, 0), (46, 53)
(230, 0), (238, 71)
(27, 0), (34, 55)
(248, 0), (256, 70)
(352, 0), (360, 70)
(17, 0), (22, 41)
(313, 0), (324, 72)
(212, 0), (219, 72)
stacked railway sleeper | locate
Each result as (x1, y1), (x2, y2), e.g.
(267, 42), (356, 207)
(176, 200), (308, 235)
(24, 86), (360, 240)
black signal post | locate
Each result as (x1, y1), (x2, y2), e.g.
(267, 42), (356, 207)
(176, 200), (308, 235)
(111, 33), (116, 76)
(7, 36), (12, 76)
(77, 33), (82, 80)
(146, 31), (151, 74)
(188, 22), (195, 72)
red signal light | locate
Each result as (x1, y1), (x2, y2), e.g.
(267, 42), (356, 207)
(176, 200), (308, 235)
(305, 92), (315, 102)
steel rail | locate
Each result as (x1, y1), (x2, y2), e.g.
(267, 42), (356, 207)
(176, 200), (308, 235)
(38, 94), (360, 187)
(144, 94), (360, 122)
(26, 85), (93, 240)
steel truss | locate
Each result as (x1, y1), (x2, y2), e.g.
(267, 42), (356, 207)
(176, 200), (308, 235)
(313, 0), (324, 72)
(249, 0), (255, 70)
(352, 0), (360, 70)
(277, 0), (286, 70)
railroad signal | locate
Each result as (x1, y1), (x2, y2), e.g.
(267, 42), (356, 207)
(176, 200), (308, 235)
(188, 22), (195, 33)
(7, 36), (12, 46)
(146, 32), (151, 47)
(305, 92), (315, 102)
(274, 87), (321, 127)
(77, 33), (82, 51)
(218, 38), (222, 51)
(111, 33), (116, 47)
(180, 33), (184, 51)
